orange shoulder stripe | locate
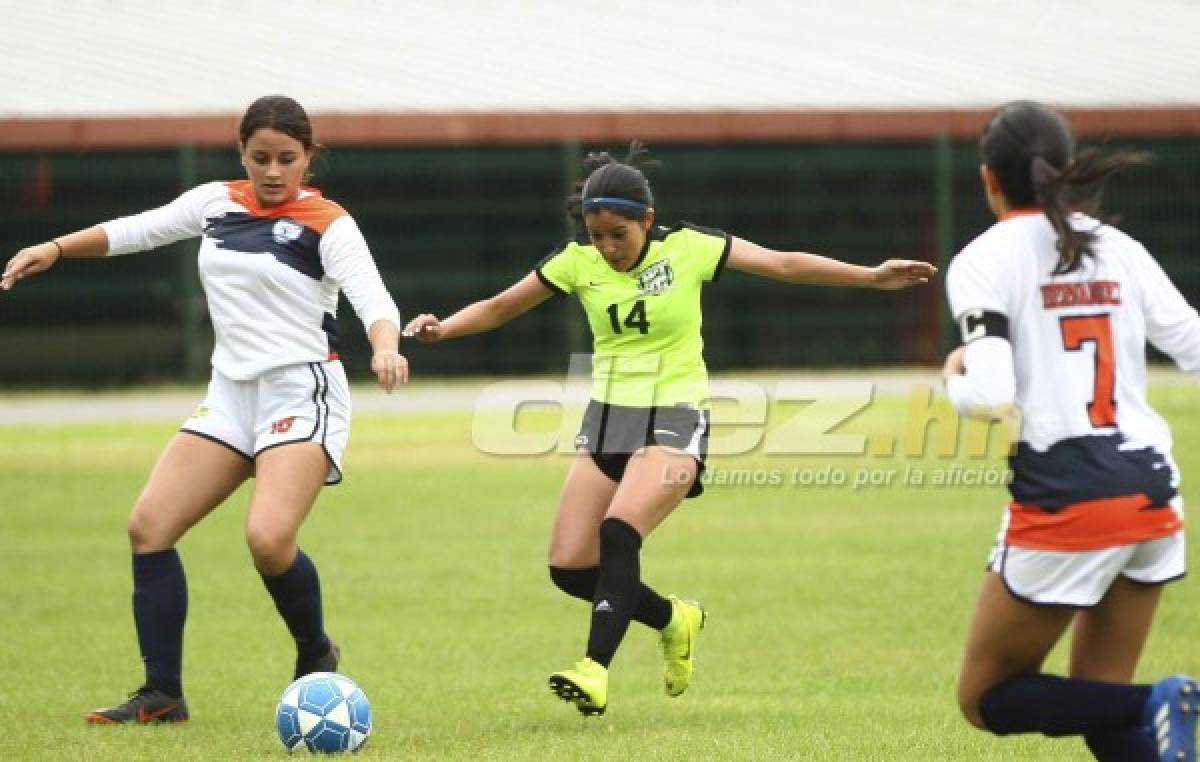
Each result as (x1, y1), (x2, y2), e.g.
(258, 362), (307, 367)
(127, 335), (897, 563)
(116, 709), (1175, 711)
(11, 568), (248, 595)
(223, 180), (347, 235)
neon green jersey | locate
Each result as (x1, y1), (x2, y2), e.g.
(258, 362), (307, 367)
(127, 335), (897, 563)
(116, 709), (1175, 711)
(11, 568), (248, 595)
(536, 223), (731, 408)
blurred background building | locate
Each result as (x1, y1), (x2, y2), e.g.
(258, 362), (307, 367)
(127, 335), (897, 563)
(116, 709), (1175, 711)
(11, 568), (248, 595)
(2, 1), (1198, 383)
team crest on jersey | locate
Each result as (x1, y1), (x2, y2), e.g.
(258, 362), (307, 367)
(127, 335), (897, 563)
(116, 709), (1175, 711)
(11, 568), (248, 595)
(637, 260), (674, 295)
(272, 218), (304, 245)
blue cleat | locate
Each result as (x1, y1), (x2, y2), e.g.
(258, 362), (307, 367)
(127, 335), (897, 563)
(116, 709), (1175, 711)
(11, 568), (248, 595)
(1144, 675), (1200, 762)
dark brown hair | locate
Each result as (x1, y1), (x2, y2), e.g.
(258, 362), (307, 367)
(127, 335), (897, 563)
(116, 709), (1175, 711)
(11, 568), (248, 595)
(564, 141), (658, 224)
(239, 95), (315, 150)
(980, 101), (1149, 275)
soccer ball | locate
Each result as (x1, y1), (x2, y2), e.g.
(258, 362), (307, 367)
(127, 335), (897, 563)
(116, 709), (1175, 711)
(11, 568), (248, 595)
(275, 672), (372, 754)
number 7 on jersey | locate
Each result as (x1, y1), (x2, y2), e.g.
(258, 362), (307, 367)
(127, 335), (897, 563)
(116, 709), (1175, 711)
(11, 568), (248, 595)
(1059, 313), (1116, 428)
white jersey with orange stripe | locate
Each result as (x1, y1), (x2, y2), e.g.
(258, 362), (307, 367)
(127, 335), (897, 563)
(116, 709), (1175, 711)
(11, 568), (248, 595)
(946, 211), (1200, 457)
(100, 180), (400, 380)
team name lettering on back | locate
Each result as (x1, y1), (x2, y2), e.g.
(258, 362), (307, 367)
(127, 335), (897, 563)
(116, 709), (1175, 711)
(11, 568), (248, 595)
(1040, 281), (1121, 309)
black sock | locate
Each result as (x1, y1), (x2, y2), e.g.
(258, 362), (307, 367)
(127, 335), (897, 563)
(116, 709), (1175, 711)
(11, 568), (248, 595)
(585, 518), (644, 668)
(979, 673), (1150, 737)
(549, 566), (672, 630)
(1084, 728), (1157, 761)
(260, 550), (329, 661)
(132, 549), (187, 698)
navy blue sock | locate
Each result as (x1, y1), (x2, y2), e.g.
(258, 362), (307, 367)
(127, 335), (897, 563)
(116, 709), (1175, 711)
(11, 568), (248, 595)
(132, 549), (187, 698)
(549, 566), (672, 631)
(585, 519), (643, 668)
(979, 673), (1150, 737)
(260, 550), (329, 661)
(1084, 728), (1157, 761)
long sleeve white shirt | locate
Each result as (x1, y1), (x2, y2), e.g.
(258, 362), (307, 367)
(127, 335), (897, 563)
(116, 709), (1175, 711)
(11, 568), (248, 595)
(101, 180), (400, 380)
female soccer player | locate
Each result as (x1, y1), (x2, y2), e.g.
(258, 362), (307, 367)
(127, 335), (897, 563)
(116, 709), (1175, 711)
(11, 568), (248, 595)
(944, 101), (1198, 761)
(404, 145), (935, 715)
(2, 95), (408, 724)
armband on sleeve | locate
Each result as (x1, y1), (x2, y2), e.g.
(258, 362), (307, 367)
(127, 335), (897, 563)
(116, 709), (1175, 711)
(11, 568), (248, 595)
(957, 308), (1009, 344)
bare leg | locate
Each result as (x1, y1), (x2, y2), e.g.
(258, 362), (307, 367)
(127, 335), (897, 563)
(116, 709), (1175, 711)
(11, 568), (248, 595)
(247, 443), (335, 673)
(546, 453), (677, 630)
(605, 446), (697, 536)
(245, 442), (327, 575)
(1070, 577), (1162, 682)
(127, 432), (252, 552)
(121, 432), (250, 705)
(957, 573), (1074, 730)
(547, 454), (620, 569)
(583, 447), (697, 665)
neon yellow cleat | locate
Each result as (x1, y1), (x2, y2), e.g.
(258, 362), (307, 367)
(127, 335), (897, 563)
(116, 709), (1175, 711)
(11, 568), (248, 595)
(548, 657), (608, 716)
(661, 595), (706, 697)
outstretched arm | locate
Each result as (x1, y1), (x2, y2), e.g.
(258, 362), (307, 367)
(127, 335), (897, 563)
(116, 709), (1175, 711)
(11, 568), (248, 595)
(403, 272), (555, 342)
(5, 184), (217, 291)
(1, 226), (109, 290)
(725, 237), (935, 289)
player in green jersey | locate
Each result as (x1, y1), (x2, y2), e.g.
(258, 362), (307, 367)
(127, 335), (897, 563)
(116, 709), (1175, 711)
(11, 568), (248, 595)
(404, 145), (935, 716)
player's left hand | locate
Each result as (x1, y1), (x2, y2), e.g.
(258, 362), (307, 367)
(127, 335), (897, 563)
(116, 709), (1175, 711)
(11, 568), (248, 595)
(371, 350), (409, 393)
(871, 259), (937, 289)
(942, 345), (966, 382)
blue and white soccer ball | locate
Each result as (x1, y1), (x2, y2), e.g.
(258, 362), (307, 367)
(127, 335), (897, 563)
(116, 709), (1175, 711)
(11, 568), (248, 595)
(275, 672), (372, 754)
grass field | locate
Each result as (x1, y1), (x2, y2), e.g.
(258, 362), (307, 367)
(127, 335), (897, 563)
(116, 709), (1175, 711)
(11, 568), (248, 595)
(1, 381), (1197, 761)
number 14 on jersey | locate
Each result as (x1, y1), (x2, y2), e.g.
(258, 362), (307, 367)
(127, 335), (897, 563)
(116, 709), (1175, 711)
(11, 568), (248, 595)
(607, 300), (650, 335)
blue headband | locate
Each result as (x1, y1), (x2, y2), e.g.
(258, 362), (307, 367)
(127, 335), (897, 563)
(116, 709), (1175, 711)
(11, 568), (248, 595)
(582, 196), (648, 212)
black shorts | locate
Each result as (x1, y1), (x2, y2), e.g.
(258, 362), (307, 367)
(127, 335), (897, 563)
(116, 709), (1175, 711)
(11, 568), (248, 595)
(575, 399), (710, 498)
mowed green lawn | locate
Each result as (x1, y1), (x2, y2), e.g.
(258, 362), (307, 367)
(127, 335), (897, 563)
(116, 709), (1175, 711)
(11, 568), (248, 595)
(1, 383), (1197, 761)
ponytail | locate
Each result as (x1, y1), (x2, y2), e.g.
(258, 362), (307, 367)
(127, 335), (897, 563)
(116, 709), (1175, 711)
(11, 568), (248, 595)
(1032, 149), (1150, 275)
(979, 101), (1151, 276)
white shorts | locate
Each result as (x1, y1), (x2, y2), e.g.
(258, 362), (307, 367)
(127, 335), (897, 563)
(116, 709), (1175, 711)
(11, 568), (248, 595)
(987, 498), (1186, 607)
(181, 361), (350, 485)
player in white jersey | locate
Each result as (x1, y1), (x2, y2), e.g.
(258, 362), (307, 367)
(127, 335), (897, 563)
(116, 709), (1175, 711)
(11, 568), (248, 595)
(2, 96), (407, 725)
(943, 101), (1197, 761)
